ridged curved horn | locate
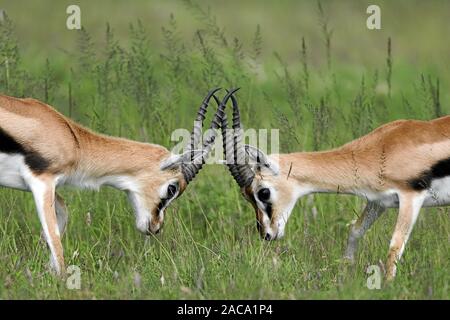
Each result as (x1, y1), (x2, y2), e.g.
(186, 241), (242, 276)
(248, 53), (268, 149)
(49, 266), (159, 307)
(182, 88), (221, 184)
(189, 88), (222, 155)
(182, 88), (241, 184)
(221, 89), (255, 188)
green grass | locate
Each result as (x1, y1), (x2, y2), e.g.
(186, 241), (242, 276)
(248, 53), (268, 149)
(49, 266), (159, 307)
(0, 0), (449, 299)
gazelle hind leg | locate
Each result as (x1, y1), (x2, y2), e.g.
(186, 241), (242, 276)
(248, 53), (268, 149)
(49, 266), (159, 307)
(27, 173), (65, 275)
(344, 201), (385, 262)
(386, 191), (425, 280)
(40, 193), (68, 243)
(55, 193), (68, 236)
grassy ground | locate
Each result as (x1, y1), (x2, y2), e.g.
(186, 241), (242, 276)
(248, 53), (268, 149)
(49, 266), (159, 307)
(0, 0), (448, 299)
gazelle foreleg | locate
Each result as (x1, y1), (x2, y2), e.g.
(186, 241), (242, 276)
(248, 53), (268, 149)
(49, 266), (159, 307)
(344, 200), (385, 262)
(386, 191), (425, 280)
(27, 173), (65, 275)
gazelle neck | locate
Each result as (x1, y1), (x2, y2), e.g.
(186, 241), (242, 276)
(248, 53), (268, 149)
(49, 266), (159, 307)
(279, 148), (360, 194)
(62, 127), (168, 191)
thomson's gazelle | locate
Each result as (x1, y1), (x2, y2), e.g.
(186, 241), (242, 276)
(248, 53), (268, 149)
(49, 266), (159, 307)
(0, 89), (225, 275)
(222, 91), (448, 280)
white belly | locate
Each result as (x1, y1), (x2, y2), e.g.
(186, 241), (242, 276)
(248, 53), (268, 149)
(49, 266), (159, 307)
(423, 176), (450, 207)
(0, 153), (29, 190)
(365, 177), (450, 208)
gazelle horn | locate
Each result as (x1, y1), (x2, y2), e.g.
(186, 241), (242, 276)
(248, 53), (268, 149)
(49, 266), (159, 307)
(220, 89), (255, 188)
(182, 88), (241, 183)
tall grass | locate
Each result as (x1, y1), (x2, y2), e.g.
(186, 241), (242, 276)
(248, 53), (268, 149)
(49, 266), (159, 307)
(0, 1), (448, 299)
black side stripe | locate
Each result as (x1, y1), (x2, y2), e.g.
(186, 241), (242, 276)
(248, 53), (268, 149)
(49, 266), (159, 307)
(408, 157), (450, 190)
(0, 127), (50, 173)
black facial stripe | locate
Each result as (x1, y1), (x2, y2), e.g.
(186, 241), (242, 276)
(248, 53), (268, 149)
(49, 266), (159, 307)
(157, 198), (169, 214)
(256, 220), (262, 233)
(0, 127), (50, 173)
(254, 194), (273, 220)
(157, 193), (177, 215)
(265, 203), (273, 219)
(408, 157), (450, 190)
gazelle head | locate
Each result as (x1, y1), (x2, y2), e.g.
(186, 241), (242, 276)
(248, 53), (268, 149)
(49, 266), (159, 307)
(129, 159), (187, 236)
(221, 91), (307, 240)
(134, 88), (240, 235)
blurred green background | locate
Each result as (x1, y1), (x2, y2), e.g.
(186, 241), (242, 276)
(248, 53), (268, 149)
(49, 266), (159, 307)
(0, 0), (448, 299)
(4, 0), (450, 67)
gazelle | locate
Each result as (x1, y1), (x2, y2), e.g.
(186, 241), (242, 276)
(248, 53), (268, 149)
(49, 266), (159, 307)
(222, 90), (448, 280)
(0, 88), (228, 275)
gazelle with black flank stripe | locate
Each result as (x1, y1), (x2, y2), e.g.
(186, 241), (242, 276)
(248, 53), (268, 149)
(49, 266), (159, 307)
(0, 89), (227, 275)
(222, 91), (449, 280)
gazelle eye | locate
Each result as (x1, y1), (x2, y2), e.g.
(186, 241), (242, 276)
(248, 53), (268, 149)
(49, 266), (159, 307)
(167, 184), (177, 198)
(257, 188), (271, 202)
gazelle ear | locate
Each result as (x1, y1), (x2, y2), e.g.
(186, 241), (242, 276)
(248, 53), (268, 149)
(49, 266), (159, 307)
(160, 150), (206, 171)
(244, 145), (279, 175)
(160, 154), (183, 171)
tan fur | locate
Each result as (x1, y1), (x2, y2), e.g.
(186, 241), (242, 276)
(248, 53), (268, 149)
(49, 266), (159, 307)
(0, 95), (174, 176)
(245, 116), (450, 279)
(1, 95), (187, 275)
(275, 117), (450, 193)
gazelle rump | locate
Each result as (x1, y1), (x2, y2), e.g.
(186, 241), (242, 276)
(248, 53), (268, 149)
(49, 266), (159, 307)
(0, 89), (226, 275)
(222, 92), (450, 280)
